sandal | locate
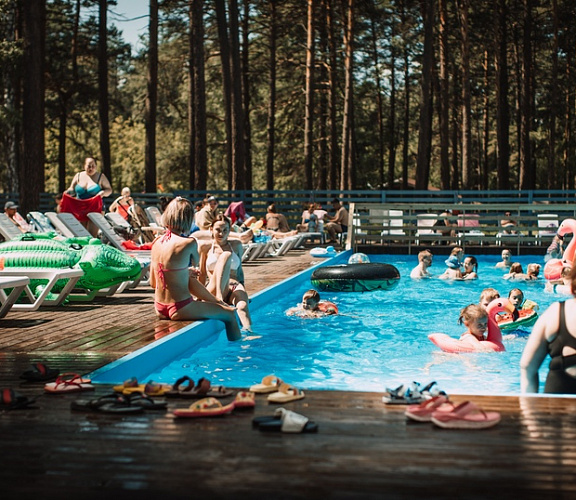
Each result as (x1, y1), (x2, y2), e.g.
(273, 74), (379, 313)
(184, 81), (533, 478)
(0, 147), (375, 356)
(173, 397), (235, 418)
(431, 401), (501, 429)
(0, 388), (37, 411)
(382, 382), (424, 405)
(20, 362), (59, 382)
(44, 373), (94, 394)
(256, 408), (318, 433)
(405, 395), (454, 422)
(71, 393), (144, 414)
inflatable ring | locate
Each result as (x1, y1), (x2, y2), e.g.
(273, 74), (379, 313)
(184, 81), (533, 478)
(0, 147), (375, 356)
(311, 263), (400, 292)
(310, 246), (337, 258)
(496, 308), (538, 331)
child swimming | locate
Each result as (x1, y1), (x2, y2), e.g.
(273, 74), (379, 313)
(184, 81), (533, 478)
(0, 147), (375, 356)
(287, 289), (338, 317)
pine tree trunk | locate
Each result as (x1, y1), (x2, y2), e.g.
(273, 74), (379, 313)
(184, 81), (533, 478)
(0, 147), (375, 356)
(242, 0), (252, 191)
(145, 0), (158, 193)
(327, 0), (338, 189)
(495, 0), (510, 190)
(547, 0), (559, 189)
(369, 15), (384, 188)
(415, 0), (434, 190)
(318, 0), (328, 190)
(189, 0), (207, 190)
(457, 0), (471, 188)
(304, 0), (315, 189)
(228, 0), (245, 190)
(438, 0), (450, 189)
(519, 0), (533, 189)
(265, 0), (276, 191)
(98, 0), (111, 183)
(400, 0), (410, 190)
(340, 0), (354, 191)
(481, 49), (490, 190)
(387, 17), (397, 190)
(215, 0), (233, 187)
(20, 0), (45, 212)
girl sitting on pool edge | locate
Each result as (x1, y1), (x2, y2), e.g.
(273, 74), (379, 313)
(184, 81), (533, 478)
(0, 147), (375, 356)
(287, 290), (338, 317)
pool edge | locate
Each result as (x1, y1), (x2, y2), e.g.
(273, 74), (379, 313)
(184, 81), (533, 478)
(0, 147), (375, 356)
(87, 249), (352, 383)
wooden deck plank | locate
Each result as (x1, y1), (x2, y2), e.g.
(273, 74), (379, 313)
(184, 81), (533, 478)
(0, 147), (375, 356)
(2, 247), (576, 498)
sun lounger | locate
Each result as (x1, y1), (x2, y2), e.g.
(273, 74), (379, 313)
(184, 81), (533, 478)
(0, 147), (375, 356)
(0, 213), (25, 241)
(0, 275), (30, 318)
(46, 212), (92, 238)
(0, 268), (83, 311)
(27, 211), (58, 234)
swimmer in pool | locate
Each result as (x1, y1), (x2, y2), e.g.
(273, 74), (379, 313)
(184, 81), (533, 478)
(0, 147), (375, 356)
(198, 214), (252, 331)
(458, 304), (491, 350)
(150, 197), (241, 341)
(410, 249), (433, 279)
(479, 288), (500, 310)
(287, 289), (338, 318)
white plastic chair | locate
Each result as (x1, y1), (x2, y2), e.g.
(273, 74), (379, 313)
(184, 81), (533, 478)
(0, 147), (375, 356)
(380, 210), (406, 240)
(536, 214), (559, 245)
(415, 214), (438, 245)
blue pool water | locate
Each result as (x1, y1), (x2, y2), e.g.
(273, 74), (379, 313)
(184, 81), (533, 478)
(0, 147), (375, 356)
(143, 253), (560, 396)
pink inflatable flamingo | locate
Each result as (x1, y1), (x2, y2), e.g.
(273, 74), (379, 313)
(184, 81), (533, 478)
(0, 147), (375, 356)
(428, 298), (515, 353)
(544, 218), (576, 281)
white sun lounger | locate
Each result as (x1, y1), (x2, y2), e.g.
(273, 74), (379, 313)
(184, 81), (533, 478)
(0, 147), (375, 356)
(0, 276), (31, 318)
(0, 268), (83, 311)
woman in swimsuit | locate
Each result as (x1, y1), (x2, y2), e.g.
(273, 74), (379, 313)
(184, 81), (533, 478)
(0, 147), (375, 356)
(198, 214), (252, 331)
(62, 157), (113, 236)
(521, 266), (576, 393)
(150, 198), (241, 342)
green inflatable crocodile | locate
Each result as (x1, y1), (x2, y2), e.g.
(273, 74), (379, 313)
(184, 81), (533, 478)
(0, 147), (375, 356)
(0, 233), (143, 292)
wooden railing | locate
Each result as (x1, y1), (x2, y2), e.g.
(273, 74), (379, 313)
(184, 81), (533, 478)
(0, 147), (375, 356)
(345, 202), (576, 254)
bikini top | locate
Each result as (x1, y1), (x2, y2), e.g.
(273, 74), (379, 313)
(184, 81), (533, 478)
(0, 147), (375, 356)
(206, 242), (240, 272)
(155, 262), (189, 290)
(74, 173), (102, 200)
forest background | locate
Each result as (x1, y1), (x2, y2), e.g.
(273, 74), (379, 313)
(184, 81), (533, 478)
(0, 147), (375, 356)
(1, 0), (576, 215)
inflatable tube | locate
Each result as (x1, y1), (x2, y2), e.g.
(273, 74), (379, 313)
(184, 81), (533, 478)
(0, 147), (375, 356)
(311, 263), (400, 292)
(496, 308), (538, 331)
(310, 246), (337, 258)
(428, 298), (513, 353)
(544, 218), (576, 280)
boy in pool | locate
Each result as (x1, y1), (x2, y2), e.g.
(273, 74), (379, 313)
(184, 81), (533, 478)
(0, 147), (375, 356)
(410, 249), (433, 279)
(479, 288), (500, 309)
(496, 249), (512, 269)
(287, 289), (338, 317)
(508, 288), (538, 312)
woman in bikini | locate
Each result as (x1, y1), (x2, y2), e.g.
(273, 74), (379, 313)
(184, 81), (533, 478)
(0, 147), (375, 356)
(61, 157), (113, 236)
(150, 198), (241, 341)
(198, 214), (252, 331)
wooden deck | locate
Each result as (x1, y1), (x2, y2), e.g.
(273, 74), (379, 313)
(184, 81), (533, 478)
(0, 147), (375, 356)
(1, 248), (576, 499)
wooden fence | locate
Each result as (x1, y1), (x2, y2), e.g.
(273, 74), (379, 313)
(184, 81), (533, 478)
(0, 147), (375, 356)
(345, 202), (576, 254)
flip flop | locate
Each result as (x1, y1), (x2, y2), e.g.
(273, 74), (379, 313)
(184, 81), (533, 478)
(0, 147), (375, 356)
(405, 395), (454, 422)
(431, 401), (501, 429)
(173, 397), (235, 418)
(70, 393), (144, 414)
(234, 391), (255, 409)
(165, 376), (233, 399)
(20, 362), (60, 382)
(113, 379), (171, 397)
(0, 388), (37, 411)
(44, 373), (94, 394)
(127, 392), (168, 410)
(250, 375), (283, 394)
(267, 383), (305, 403)
(257, 408), (318, 433)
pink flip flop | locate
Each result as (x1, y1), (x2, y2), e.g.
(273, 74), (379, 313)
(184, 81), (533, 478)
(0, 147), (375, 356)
(405, 395), (454, 422)
(173, 397), (235, 418)
(44, 373), (94, 394)
(430, 401), (501, 429)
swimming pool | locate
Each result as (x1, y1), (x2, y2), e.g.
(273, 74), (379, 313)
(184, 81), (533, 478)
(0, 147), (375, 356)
(90, 251), (563, 396)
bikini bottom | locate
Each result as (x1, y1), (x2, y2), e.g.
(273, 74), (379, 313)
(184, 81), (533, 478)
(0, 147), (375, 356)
(155, 296), (195, 319)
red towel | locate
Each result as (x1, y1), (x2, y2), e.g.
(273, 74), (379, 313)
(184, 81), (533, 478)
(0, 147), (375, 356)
(59, 193), (103, 222)
(121, 240), (153, 250)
